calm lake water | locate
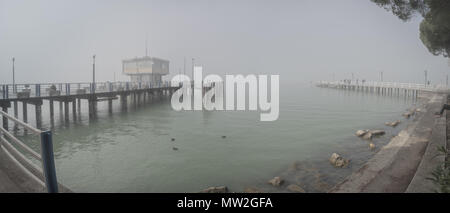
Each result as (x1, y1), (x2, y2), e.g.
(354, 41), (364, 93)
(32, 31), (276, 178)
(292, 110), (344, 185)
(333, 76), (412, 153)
(17, 84), (417, 192)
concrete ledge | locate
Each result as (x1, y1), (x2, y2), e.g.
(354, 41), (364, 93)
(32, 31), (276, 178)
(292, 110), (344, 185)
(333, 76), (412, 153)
(330, 93), (445, 193)
(405, 99), (447, 192)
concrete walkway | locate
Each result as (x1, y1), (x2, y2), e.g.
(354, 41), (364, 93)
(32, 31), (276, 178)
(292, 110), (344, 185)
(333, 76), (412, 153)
(0, 167), (22, 192)
(330, 92), (446, 193)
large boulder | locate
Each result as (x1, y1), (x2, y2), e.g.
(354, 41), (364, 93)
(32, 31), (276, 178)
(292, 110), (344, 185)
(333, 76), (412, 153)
(268, 176), (284, 187)
(200, 186), (228, 193)
(329, 153), (349, 168)
(286, 184), (306, 193)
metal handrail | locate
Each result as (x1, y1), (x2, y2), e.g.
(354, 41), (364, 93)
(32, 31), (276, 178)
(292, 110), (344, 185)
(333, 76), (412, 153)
(0, 110), (58, 193)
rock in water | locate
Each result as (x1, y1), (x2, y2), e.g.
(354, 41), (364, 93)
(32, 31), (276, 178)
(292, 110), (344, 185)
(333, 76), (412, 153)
(171, 138), (175, 141)
(244, 187), (262, 193)
(355, 130), (368, 137)
(200, 186), (228, 193)
(369, 143), (376, 150)
(385, 120), (401, 127)
(286, 184), (306, 193)
(268, 177), (284, 187)
(362, 132), (373, 140)
(403, 112), (412, 118)
(172, 147), (179, 151)
(329, 153), (349, 168)
(370, 130), (385, 136)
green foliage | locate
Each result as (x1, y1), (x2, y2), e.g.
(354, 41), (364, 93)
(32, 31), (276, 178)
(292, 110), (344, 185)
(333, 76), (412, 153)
(427, 146), (450, 193)
(371, 0), (450, 58)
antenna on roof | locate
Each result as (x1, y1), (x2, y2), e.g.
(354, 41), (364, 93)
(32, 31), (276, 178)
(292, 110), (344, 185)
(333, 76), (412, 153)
(145, 34), (148, 57)
(145, 33), (148, 57)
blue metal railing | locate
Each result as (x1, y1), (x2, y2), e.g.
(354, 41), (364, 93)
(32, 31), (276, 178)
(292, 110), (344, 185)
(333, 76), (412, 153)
(0, 110), (58, 193)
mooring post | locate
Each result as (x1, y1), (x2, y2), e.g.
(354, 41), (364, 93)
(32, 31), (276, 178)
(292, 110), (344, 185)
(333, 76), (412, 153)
(40, 131), (58, 193)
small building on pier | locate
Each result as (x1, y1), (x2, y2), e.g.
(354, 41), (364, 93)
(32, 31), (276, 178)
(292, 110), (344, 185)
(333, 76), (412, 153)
(122, 56), (169, 85)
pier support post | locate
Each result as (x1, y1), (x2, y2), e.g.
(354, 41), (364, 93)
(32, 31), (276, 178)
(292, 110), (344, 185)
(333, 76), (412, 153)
(120, 94), (127, 110)
(72, 100), (76, 121)
(35, 104), (42, 129)
(49, 100), (54, 127)
(13, 101), (18, 118)
(59, 101), (63, 118)
(108, 99), (113, 114)
(22, 102), (28, 123)
(1, 106), (8, 130)
(64, 101), (69, 122)
(77, 98), (81, 113)
(88, 98), (97, 118)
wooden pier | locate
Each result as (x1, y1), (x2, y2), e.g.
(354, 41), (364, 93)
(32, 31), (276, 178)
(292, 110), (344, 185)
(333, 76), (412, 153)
(0, 81), (179, 130)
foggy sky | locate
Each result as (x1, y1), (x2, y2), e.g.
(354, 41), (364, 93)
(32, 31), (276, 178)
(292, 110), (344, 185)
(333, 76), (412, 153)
(1, 0), (449, 85)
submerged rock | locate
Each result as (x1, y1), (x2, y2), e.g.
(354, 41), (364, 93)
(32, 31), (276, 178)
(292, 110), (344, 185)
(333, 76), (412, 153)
(362, 132), (373, 140)
(370, 130), (385, 136)
(172, 147), (179, 151)
(385, 120), (401, 127)
(329, 153), (349, 168)
(268, 176), (284, 187)
(171, 138), (175, 141)
(200, 186), (228, 193)
(369, 143), (376, 150)
(355, 130), (368, 137)
(402, 111), (414, 118)
(244, 187), (262, 193)
(286, 184), (306, 193)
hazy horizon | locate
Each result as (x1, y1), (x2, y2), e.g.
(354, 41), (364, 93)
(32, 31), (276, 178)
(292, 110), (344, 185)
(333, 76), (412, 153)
(1, 0), (449, 85)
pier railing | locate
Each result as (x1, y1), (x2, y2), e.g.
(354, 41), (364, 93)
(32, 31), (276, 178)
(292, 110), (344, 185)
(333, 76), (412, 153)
(0, 110), (58, 193)
(0, 81), (174, 100)
(315, 81), (450, 93)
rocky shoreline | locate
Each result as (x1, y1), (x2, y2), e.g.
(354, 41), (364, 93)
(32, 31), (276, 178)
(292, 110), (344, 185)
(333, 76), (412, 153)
(199, 92), (441, 193)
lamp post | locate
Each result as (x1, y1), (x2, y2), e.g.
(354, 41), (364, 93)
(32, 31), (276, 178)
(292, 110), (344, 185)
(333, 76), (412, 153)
(12, 57), (15, 94)
(92, 55), (96, 93)
(424, 70), (428, 87)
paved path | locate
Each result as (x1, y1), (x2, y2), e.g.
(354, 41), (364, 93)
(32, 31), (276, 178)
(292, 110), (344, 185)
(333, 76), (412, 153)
(330, 92), (446, 192)
(0, 167), (22, 192)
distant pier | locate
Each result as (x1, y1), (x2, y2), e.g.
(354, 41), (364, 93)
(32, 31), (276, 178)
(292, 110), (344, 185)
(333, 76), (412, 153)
(315, 80), (450, 97)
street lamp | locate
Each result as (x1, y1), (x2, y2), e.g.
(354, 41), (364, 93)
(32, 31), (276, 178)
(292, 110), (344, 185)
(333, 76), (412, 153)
(93, 55), (96, 93)
(192, 58), (195, 83)
(12, 57), (15, 94)
(424, 70), (428, 87)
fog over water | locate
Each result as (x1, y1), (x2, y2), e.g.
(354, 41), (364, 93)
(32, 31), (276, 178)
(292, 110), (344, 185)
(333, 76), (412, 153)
(0, 0), (449, 85)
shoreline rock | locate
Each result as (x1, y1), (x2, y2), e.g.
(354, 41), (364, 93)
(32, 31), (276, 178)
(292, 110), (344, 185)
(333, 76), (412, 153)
(200, 186), (228, 193)
(268, 176), (284, 187)
(286, 184), (306, 193)
(385, 120), (401, 127)
(329, 153), (349, 168)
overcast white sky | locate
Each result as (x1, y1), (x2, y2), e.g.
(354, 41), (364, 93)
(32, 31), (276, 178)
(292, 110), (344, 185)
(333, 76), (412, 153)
(0, 0), (449, 85)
